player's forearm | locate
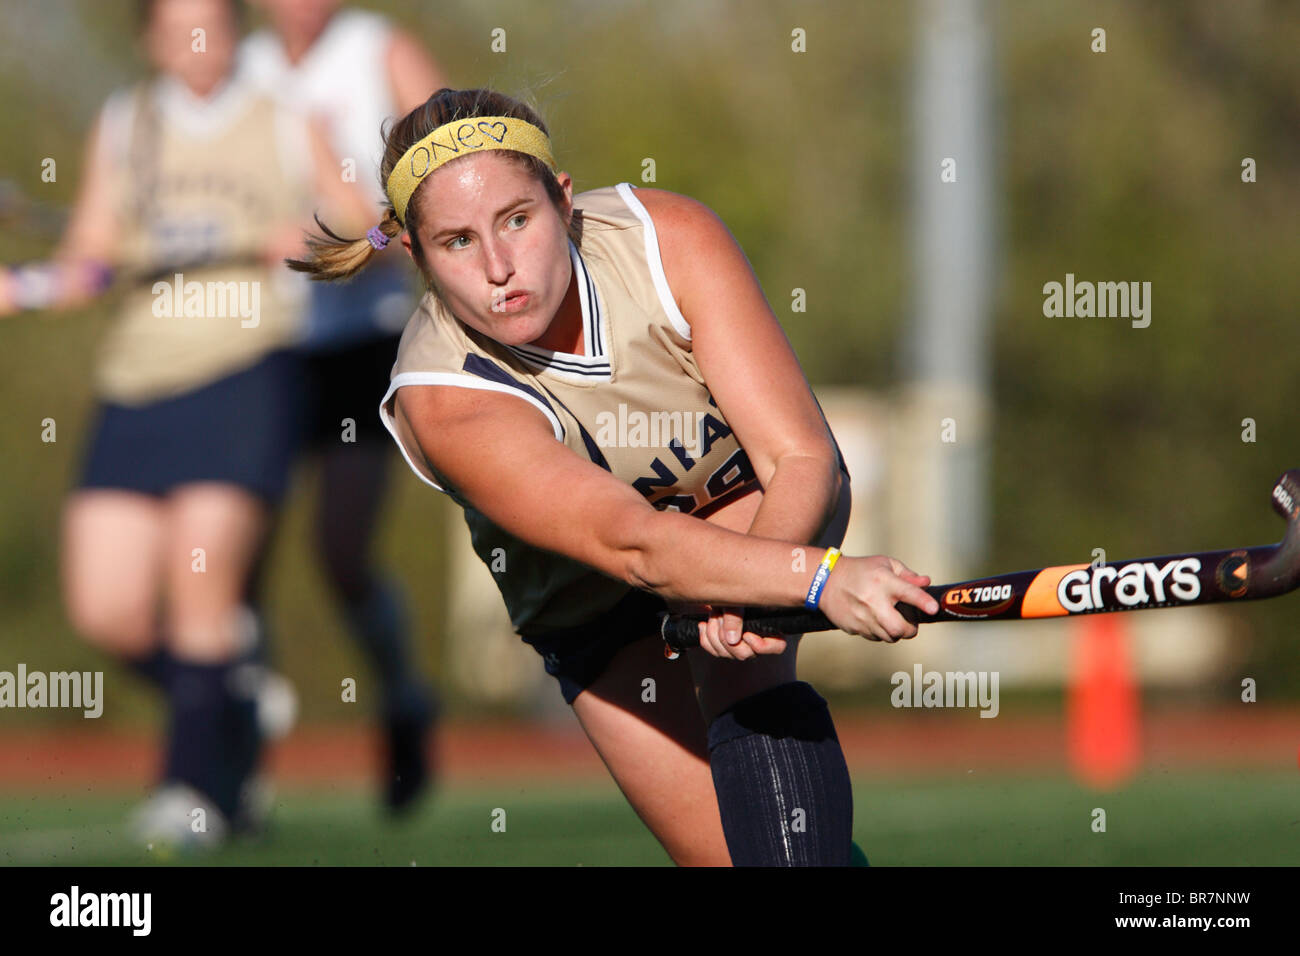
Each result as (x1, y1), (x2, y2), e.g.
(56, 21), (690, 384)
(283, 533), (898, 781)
(307, 124), (374, 235)
(623, 509), (823, 607)
(744, 453), (841, 545)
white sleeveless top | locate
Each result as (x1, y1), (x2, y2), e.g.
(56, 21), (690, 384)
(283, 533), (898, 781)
(240, 9), (395, 205)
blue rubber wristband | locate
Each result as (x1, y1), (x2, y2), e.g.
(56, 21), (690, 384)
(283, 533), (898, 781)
(804, 547), (841, 609)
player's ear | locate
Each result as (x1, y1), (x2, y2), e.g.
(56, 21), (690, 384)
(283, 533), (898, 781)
(556, 172), (574, 213)
(400, 231), (415, 261)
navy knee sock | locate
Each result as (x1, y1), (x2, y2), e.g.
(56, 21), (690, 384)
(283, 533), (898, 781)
(707, 681), (854, 866)
(162, 658), (261, 823)
(123, 646), (173, 690)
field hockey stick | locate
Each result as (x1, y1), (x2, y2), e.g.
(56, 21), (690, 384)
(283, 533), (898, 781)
(0, 178), (68, 239)
(660, 467), (1300, 653)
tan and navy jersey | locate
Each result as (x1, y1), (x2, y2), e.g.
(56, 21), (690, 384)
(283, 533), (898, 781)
(93, 72), (310, 404)
(380, 183), (769, 634)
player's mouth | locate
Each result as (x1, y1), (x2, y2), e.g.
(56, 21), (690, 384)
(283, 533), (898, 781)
(492, 290), (531, 313)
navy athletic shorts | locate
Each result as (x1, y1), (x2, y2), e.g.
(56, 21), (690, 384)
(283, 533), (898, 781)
(521, 587), (671, 705)
(77, 350), (304, 505)
(297, 259), (410, 452)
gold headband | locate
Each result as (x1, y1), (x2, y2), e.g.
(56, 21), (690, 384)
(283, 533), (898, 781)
(385, 116), (557, 225)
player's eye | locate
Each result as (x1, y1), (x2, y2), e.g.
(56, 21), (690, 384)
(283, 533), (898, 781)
(446, 235), (470, 250)
(507, 213), (527, 229)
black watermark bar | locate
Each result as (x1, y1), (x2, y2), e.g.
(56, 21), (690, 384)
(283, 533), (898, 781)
(0, 866), (1286, 943)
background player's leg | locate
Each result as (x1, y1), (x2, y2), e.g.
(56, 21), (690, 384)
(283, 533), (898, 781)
(61, 490), (168, 681)
(315, 442), (410, 688)
(159, 483), (269, 829)
(304, 334), (436, 812)
(570, 634), (732, 866)
(315, 439), (435, 809)
(237, 507), (299, 741)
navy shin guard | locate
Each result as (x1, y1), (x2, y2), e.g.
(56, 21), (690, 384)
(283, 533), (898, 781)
(707, 681), (853, 866)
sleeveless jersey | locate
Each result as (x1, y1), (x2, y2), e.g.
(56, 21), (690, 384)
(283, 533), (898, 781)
(94, 72), (309, 403)
(380, 183), (764, 634)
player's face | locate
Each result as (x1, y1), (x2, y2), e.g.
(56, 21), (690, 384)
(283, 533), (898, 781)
(408, 152), (576, 348)
(144, 0), (238, 96)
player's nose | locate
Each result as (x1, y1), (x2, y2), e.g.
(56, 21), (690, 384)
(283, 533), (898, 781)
(482, 236), (514, 284)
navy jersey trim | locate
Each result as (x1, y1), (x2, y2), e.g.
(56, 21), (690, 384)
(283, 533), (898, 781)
(538, 384), (611, 471)
(462, 353), (565, 437)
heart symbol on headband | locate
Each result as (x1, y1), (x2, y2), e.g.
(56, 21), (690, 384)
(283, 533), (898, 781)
(478, 121), (508, 143)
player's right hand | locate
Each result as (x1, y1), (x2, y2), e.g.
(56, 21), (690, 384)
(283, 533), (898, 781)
(817, 554), (938, 643)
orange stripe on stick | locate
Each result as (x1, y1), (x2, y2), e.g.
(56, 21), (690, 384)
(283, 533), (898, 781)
(1019, 564), (1089, 617)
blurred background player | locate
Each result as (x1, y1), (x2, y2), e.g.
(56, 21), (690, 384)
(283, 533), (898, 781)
(241, 0), (448, 812)
(0, 0), (369, 845)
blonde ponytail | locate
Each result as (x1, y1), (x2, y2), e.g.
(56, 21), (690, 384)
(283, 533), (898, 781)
(286, 207), (402, 282)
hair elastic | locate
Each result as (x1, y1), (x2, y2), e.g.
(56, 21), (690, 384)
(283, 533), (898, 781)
(366, 226), (390, 251)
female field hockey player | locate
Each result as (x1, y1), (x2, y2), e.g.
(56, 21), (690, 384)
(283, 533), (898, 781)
(240, 0), (447, 812)
(0, 0), (368, 844)
(289, 88), (939, 866)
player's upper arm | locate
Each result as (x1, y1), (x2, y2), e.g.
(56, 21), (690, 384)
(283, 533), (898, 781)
(385, 30), (448, 115)
(306, 117), (373, 234)
(631, 189), (839, 488)
(394, 383), (660, 584)
(57, 111), (120, 265)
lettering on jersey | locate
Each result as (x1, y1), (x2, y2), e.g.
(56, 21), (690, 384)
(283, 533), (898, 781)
(1056, 557), (1201, 613)
(631, 458), (678, 499)
(705, 449), (756, 500)
(698, 414), (731, 457)
(631, 420), (756, 517)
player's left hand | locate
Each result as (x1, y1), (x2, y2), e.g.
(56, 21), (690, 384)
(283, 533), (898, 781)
(697, 606), (789, 661)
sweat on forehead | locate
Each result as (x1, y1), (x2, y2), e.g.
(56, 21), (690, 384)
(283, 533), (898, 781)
(413, 155), (542, 236)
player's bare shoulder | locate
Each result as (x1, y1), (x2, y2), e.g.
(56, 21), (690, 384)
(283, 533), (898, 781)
(632, 188), (729, 243)
(628, 189), (743, 317)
